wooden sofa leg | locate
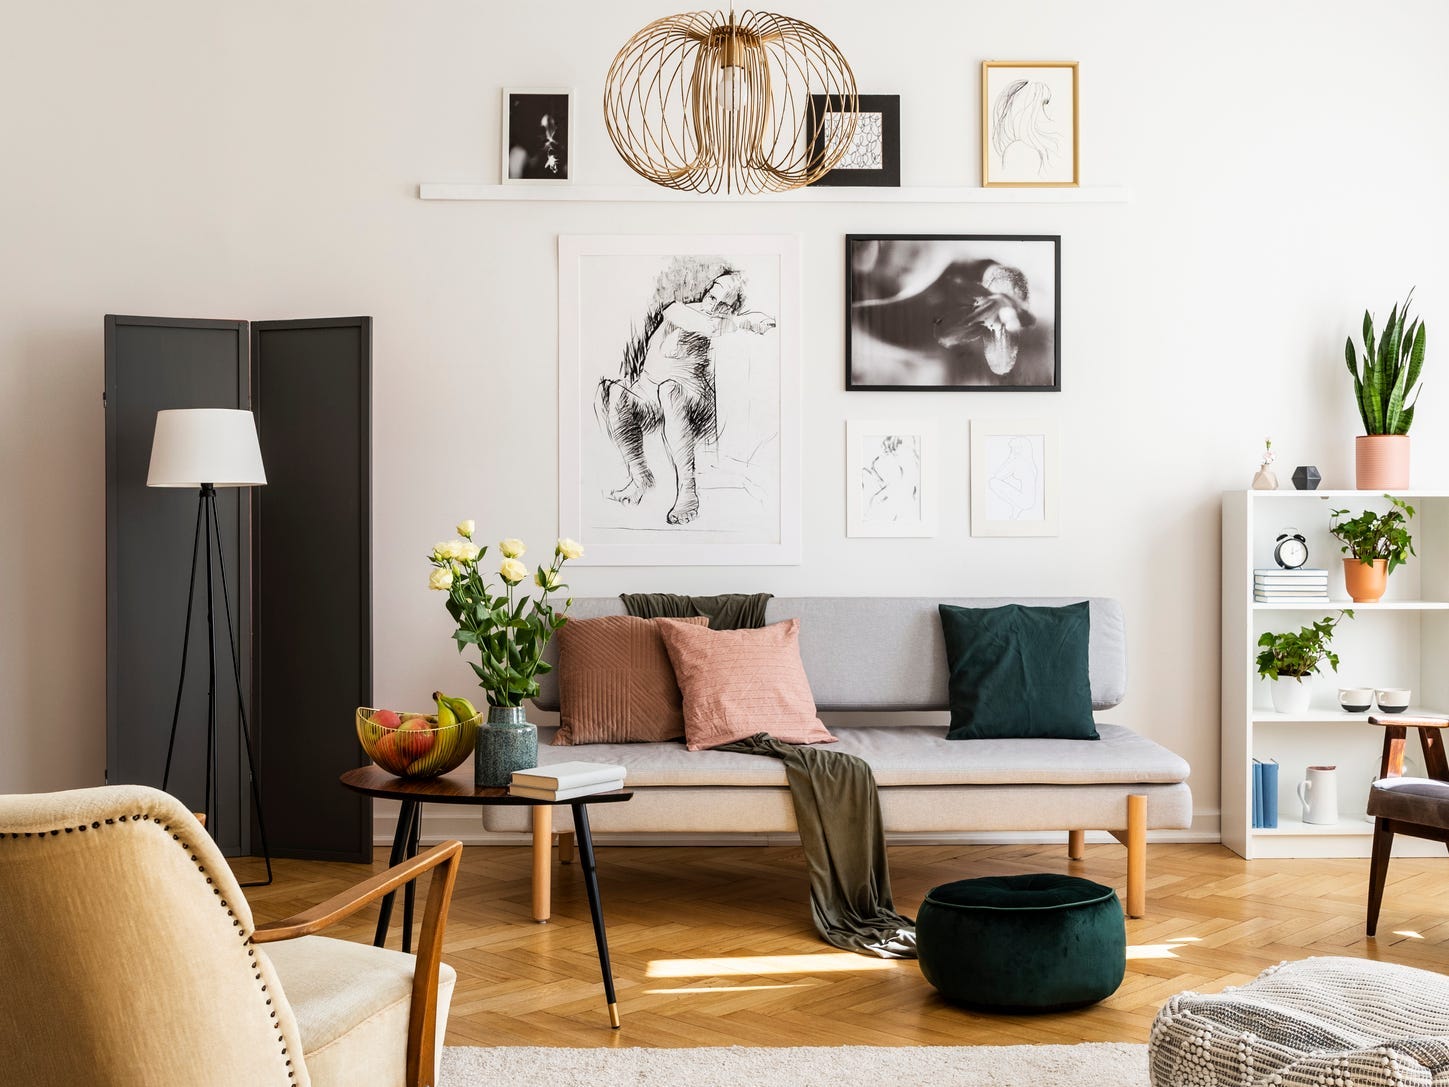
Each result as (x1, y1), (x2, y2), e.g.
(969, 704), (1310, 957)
(558, 830), (575, 865)
(1068, 830), (1085, 860)
(531, 806), (552, 923)
(1109, 795), (1148, 918)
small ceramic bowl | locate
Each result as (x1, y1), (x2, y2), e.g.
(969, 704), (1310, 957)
(1376, 689), (1412, 714)
(1338, 688), (1375, 714)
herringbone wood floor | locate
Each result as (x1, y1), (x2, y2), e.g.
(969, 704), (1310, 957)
(234, 840), (1449, 1049)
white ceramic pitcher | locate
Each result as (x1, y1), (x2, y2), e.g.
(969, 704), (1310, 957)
(1297, 765), (1338, 825)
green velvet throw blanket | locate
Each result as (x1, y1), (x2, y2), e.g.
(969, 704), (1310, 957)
(619, 591), (772, 631)
(622, 593), (917, 959)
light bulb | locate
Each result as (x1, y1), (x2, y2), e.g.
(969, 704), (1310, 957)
(716, 64), (748, 113)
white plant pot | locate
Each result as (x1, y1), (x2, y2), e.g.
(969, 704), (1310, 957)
(1270, 676), (1312, 716)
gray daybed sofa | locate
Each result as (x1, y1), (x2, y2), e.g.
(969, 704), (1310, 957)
(480, 596), (1192, 920)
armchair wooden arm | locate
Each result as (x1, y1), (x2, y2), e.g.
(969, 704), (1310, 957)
(254, 840), (463, 1087)
(1368, 715), (1449, 781)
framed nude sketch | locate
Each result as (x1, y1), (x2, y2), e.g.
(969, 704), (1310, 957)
(846, 419), (937, 538)
(970, 419), (1059, 537)
(558, 234), (801, 565)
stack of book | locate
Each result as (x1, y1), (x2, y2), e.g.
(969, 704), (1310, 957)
(1251, 758), (1279, 828)
(1254, 568), (1329, 604)
(509, 761), (627, 800)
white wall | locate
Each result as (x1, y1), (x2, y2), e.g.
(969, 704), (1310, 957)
(4, 1), (1448, 841)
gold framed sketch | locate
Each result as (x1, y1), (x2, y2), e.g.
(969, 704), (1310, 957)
(981, 62), (1078, 187)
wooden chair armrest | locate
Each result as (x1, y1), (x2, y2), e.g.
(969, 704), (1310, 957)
(1368, 715), (1448, 728)
(253, 839), (463, 1087)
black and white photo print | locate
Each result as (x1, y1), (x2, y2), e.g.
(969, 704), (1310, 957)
(559, 235), (801, 565)
(502, 88), (570, 182)
(846, 235), (1060, 391)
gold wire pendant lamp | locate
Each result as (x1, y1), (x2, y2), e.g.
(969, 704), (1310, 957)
(604, 9), (858, 194)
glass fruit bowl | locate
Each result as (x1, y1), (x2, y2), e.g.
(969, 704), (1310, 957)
(356, 707), (480, 779)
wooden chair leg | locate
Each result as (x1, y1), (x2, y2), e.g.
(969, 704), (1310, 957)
(1367, 817), (1395, 937)
(558, 830), (575, 865)
(1067, 830), (1085, 860)
(531, 805), (552, 923)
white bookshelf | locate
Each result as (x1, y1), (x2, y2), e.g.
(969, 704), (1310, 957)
(1222, 489), (1449, 859)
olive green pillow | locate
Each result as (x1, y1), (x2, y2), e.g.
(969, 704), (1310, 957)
(938, 601), (1098, 740)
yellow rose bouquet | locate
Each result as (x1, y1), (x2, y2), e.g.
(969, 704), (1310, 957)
(427, 521), (584, 707)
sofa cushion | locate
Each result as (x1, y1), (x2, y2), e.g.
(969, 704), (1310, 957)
(939, 602), (1098, 741)
(658, 618), (836, 751)
(526, 722), (1189, 788)
(553, 615), (708, 746)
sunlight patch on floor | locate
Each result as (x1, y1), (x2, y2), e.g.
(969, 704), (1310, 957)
(644, 983), (811, 995)
(646, 953), (899, 978)
(1394, 930), (1424, 939)
(1127, 936), (1201, 961)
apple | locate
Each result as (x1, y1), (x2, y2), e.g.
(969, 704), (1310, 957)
(371, 730), (408, 773)
(369, 709), (402, 731)
(395, 717), (437, 762)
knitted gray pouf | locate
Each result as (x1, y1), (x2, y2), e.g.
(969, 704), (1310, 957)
(1149, 956), (1449, 1086)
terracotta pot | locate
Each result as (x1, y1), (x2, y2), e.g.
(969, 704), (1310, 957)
(1355, 434), (1410, 489)
(1343, 557), (1388, 603)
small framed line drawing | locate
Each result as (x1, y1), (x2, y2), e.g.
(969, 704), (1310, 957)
(970, 419), (1058, 537)
(502, 87), (572, 183)
(981, 62), (1078, 187)
(846, 419), (937, 538)
(808, 94), (901, 187)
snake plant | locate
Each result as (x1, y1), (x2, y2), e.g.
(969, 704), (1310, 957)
(1345, 291), (1426, 435)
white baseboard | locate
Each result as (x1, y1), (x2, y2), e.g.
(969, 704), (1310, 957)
(372, 804), (1223, 848)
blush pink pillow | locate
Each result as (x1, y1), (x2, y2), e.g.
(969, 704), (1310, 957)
(655, 618), (836, 751)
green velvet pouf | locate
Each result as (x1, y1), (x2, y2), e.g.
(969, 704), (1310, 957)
(917, 873), (1126, 1013)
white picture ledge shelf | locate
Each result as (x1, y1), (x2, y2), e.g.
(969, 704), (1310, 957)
(417, 183), (1132, 205)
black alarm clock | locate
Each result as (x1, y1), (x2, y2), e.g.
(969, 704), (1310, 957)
(1274, 529), (1309, 569)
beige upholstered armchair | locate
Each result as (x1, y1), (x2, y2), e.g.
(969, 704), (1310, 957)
(0, 784), (461, 1087)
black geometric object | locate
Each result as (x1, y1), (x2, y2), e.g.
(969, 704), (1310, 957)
(1292, 465), (1322, 490)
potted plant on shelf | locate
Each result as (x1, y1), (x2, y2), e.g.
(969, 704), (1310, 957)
(1256, 611), (1353, 716)
(1329, 496), (1416, 603)
(1345, 291), (1426, 489)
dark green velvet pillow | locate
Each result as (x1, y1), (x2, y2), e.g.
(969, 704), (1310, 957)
(938, 601), (1098, 740)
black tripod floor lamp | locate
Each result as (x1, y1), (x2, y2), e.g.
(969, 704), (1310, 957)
(147, 408), (272, 885)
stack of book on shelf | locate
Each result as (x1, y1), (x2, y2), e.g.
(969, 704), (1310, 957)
(1254, 568), (1329, 604)
(1252, 758), (1279, 828)
(509, 761), (627, 801)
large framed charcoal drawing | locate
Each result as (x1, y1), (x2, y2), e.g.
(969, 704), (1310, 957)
(845, 234), (1060, 392)
(559, 234), (801, 566)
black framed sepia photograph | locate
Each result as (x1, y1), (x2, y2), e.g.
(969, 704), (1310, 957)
(981, 62), (1079, 187)
(845, 234), (1060, 391)
(808, 94), (901, 187)
(502, 88), (571, 182)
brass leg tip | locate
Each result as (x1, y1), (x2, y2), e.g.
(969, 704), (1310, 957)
(608, 1003), (621, 1029)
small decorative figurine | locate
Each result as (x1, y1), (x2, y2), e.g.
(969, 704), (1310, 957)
(1252, 438), (1278, 490)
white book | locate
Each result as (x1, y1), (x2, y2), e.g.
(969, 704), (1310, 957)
(511, 761), (628, 790)
(509, 779), (626, 801)
(1254, 568), (1328, 577)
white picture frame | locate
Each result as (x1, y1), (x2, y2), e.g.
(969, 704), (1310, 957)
(559, 234), (802, 565)
(502, 87), (572, 183)
(970, 419), (1059, 537)
(846, 419), (937, 538)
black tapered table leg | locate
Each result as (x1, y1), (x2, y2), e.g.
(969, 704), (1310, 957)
(401, 802), (422, 953)
(374, 800), (420, 948)
(572, 803), (620, 1028)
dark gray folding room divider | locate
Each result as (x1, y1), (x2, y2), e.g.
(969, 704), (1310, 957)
(105, 314), (372, 861)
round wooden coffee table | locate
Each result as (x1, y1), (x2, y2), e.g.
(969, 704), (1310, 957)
(340, 764), (633, 1028)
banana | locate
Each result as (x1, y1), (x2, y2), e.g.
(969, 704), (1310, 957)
(439, 692), (479, 723)
(433, 691), (458, 728)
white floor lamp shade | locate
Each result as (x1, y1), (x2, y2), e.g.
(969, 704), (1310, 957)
(147, 408), (267, 488)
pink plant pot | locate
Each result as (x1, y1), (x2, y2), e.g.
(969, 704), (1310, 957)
(1355, 435), (1410, 489)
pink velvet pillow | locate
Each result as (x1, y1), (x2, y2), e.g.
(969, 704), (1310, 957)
(554, 615), (709, 745)
(655, 618), (836, 751)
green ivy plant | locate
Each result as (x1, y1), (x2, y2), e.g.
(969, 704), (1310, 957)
(1345, 291), (1426, 435)
(1329, 496), (1416, 572)
(1256, 612), (1353, 681)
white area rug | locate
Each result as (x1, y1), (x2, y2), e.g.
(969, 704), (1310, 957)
(441, 1042), (1148, 1086)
